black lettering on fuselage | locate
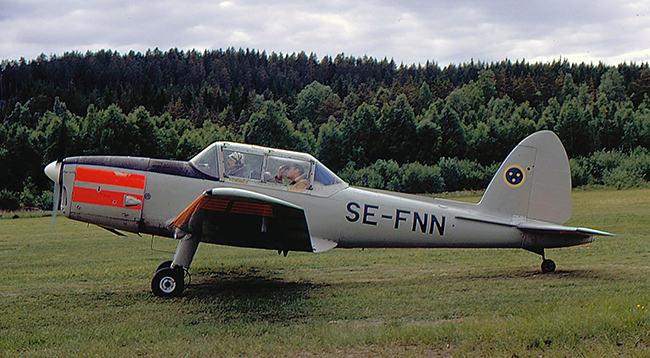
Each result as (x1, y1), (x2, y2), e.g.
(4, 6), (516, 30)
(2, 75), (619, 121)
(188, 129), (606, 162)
(345, 202), (445, 235)
(411, 212), (446, 236)
(394, 209), (410, 229)
(430, 215), (445, 236)
(363, 204), (379, 226)
(346, 202), (361, 222)
(412, 212), (428, 233)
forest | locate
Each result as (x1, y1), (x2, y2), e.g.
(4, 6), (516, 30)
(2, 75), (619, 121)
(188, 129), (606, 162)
(2, 48), (650, 210)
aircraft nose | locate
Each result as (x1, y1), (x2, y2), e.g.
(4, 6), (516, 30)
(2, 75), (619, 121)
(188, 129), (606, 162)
(44, 161), (61, 183)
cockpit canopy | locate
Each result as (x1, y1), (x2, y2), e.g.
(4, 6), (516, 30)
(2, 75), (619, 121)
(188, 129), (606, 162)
(189, 142), (346, 191)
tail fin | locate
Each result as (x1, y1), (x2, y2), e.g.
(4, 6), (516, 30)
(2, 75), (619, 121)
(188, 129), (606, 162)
(477, 131), (572, 224)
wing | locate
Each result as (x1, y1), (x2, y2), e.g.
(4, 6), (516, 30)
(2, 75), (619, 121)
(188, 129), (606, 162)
(174, 188), (317, 252)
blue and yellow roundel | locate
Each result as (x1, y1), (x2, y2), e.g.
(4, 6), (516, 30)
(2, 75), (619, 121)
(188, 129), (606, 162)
(504, 165), (525, 187)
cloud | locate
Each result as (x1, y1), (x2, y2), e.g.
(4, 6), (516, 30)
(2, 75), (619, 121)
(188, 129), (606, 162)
(1, 0), (649, 66)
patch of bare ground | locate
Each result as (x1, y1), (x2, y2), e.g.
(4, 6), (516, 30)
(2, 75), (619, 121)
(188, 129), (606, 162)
(293, 345), (453, 358)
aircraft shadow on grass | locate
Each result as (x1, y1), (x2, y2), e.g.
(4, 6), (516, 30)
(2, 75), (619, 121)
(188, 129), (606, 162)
(179, 269), (327, 321)
(183, 266), (615, 298)
(161, 266), (618, 325)
(188, 269), (320, 296)
(425, 267), (620, 282)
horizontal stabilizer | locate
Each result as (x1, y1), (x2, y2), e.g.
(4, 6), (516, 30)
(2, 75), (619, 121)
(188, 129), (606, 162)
(516, 222), (615, 236)
(456, 214), (615, 238)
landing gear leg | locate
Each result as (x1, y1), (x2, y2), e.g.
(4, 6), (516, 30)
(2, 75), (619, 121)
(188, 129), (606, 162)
(170, 228), (200, 270)
(151, 228), (200, 297)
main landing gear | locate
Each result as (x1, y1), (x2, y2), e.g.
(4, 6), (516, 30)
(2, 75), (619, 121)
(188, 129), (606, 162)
(151, 228), (200, 297)
(151, 263), (188, 297)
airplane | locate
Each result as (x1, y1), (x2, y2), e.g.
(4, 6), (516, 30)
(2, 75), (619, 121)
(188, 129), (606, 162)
(44, 130), (613, 297)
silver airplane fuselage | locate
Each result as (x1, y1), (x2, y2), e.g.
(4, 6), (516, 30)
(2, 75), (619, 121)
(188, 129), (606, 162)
(45, 131), (612, 296)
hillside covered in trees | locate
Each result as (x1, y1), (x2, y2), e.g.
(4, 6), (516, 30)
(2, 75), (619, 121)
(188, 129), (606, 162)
(2, 48), (650, 210)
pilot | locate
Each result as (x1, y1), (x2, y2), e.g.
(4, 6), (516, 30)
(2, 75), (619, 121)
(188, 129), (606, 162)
(226, 152), (246, 177)
(276, 163), (309, 188)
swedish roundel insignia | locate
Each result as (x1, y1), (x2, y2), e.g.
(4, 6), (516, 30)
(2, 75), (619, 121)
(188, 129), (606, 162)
(504, 165), (525, 187)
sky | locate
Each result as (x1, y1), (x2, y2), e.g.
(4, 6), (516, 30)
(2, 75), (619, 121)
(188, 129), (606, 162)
(1, 0), (649, 67)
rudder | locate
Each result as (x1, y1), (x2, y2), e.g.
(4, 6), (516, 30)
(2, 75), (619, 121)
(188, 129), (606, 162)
(477, 131), (572, 224)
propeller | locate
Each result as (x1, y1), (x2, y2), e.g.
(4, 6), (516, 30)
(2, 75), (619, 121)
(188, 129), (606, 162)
(45, 161), (61, 236)
(44, 115), (66, 236)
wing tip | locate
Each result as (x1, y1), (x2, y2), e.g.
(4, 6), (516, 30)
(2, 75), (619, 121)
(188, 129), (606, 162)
(311, 237), (338, 253)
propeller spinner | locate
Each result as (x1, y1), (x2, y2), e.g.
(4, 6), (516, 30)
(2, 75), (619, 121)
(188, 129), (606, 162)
(44, 161), (61, 184)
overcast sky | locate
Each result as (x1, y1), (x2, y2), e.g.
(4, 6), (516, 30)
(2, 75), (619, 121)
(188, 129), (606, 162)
(1, 0), (649, 67)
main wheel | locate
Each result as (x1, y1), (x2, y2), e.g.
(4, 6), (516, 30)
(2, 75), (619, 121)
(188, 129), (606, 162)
(151, 267), (184, 297)
(541, 259), (556, 273)
(155, 260), (173, 273)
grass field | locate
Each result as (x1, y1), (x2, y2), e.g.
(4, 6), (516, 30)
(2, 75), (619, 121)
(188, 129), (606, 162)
(1, 188), (649, 357)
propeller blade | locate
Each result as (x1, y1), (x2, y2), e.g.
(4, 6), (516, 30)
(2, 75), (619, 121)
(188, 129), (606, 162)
(45, 161), (62, 238)
(56, 115), (67, 162)
(47, 113), (66, 238)
(49, 181), (61, 238)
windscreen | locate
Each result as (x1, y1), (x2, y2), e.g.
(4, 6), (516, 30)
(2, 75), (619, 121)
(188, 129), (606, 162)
(314, 161), (344, 186)
(189, 144), (219, 179)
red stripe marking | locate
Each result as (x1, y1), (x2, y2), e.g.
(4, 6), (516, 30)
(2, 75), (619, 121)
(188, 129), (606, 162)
(76, 167), (146, 190)
(173, 196), (229, 228)
(173, 196), (275, 229)
(72, 187), (143, 210)
(231, 201), (274, 217)
(202, 198), (229, 212)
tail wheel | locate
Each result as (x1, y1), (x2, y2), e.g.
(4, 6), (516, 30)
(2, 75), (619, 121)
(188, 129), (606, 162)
(541, 259), (556, 273)
(151, 267), (185, 297)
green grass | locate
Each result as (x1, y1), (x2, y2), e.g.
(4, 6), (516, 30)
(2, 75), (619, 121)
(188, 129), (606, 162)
(1, 189), (650, 357)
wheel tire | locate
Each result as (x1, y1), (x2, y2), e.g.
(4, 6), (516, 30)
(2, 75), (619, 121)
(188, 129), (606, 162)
(541, 259), (556, 273)
(155, 260), (173, 273)
(151, 267), (184, 297)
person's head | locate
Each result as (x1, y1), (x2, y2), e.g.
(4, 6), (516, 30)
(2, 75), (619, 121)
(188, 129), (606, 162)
(285, 164), (304, 179)
(227, 152), (245, 170)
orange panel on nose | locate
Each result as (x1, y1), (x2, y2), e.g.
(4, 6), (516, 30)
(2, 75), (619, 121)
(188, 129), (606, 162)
(76, 167), (146, 189)
(72, 187), (143, 210)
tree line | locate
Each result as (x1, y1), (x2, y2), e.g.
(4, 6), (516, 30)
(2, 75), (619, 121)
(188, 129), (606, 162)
(2, 49), (650, 210)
